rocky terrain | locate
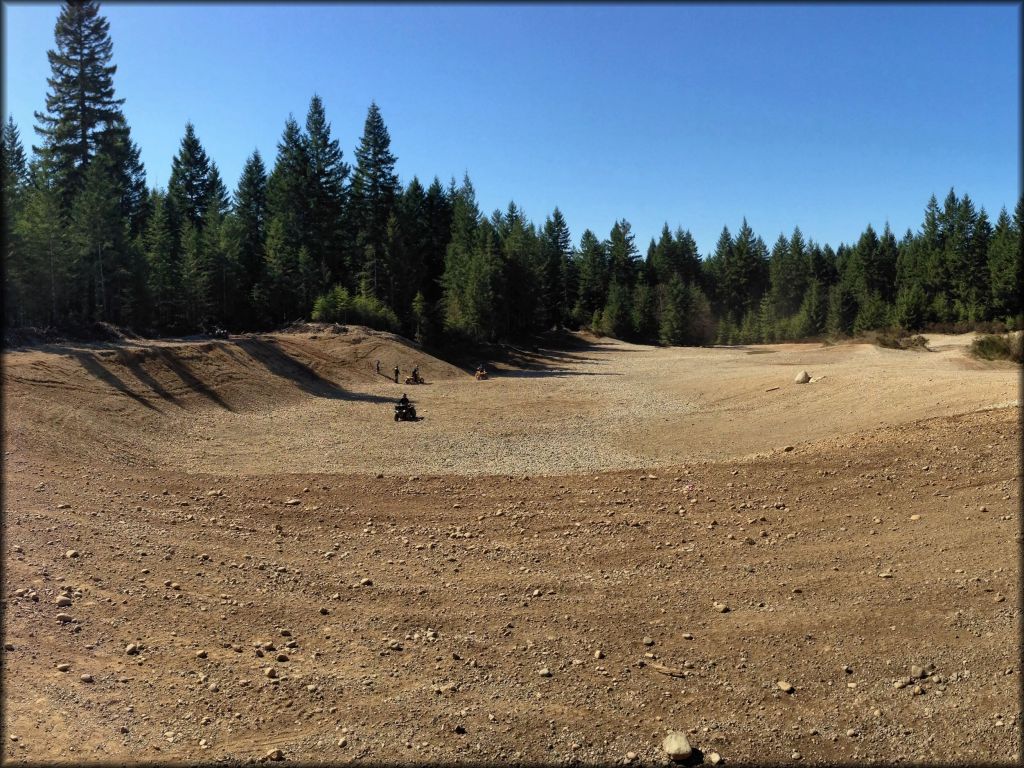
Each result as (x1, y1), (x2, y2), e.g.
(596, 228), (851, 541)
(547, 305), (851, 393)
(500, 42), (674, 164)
(2, 327), (1019, 764)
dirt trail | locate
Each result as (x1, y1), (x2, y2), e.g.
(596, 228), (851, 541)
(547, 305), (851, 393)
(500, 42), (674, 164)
(1, 328), (1020, 765)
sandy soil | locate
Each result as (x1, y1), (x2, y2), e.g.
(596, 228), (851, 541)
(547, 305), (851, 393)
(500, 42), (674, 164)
(2, 327), (1020, 765)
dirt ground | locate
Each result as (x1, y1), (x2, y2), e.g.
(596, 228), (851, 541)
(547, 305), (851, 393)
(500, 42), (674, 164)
(2, 327), (1020, 765)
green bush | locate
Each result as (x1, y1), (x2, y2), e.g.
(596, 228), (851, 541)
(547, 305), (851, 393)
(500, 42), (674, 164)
(969, 333), (1023, 363)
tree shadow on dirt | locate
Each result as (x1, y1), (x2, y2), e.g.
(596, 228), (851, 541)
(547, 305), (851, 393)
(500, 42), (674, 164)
(111, 349), (182, 407)
(232, 337), (393, 404)
(68, 352), (161, 412)
(151, 348), (234, 411)
(497, 369), (624, 378)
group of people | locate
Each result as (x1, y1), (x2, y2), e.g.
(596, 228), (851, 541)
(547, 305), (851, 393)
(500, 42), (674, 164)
(375, 360), (419, 383)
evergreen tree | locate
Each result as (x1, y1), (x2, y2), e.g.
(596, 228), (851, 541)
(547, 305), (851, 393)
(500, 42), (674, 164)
(168, 122), (214, 229)
(348, 101), (399, 297)
(69, 152), (126, 323)
(144, 190), (180, 332)
(987, 206), (1020, 321)
(3, 117), (31, 323)
(11, 164), (71, 326)
(305, 94), (348, 284)
(231, 149), (269, 319)
(658, 273), (690, 345)
(573, 229), (608, 326)
(32, 0), (126, 204)
(540, 207), (572, 328)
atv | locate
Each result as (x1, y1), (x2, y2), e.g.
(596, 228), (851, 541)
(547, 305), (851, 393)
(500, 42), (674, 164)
(394, 402), (418, 421)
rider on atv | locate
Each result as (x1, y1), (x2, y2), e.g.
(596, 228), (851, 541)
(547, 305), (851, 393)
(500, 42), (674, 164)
(398, 393), (410, 408)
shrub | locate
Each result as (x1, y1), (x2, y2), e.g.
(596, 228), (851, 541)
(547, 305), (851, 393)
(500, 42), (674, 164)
(969, 333), (1023, 363)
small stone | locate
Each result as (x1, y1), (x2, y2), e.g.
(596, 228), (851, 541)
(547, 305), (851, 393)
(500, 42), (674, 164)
(275, 653), (289, 663)
(707, 752), (722, 765)
(359, 578), (373, 587)
(208, 682), (219, 692)
(713, 602), (730, 613)
(3, 643), (14, 651)
(538, 667), (552, 677)
(56, 663), (71, 672)
(319, 607), (329, 615)
(65, 550), (80, 559)
(594, 649), (605, 659)
(910, 665), (925, 679)
(682, 633), (693, 640)
(265, 748), (284, 761)
(196, 650), (208, 659)
(662, 731), (692, 761)
(910, 514), (921, 521)
(642, 636), (655, 646)
(453, 724), (466, 734)
(794, 371), (810, 384)
(125, 644), (139, 655)
(778, 680), (795, 693)
(338, 737), (347, 747)
(284, 499), (301, 506)
(625, 752), (637, 762)
(80, 673), (94, 683)
(264, 667), (278, 678)
(846, 728), (857, 737)
(55, 613), (73, 624)
(55, 595), (72, 607)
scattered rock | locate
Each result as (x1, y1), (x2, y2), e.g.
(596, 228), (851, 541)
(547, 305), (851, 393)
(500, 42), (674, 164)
(707, 752), (722, 765)
(713, 601), (730, 613)
(56, 663), (71, 672)
(55, 596), (72, 607)
(359, 578), (373, 587)
(538, 667), (552, 677)
(662, 731), (692, 762)
(55, 613), (73, 624)
(778, 680), (795, 693)
(65, 550), (80, 559)
(125, 644), (139, 655)
(594, 649), (605, 659)
(794, 371), (810, 384)
(80, 673), (94, 683)
(642, 636), (655, 646)
(196, 650), (208, 659)
(284, 499), (301, 506)
(265, 748), (284, 761)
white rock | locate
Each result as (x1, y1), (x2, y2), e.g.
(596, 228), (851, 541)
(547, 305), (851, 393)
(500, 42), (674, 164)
(794, 370), (811, 384)
(662, 731), (692, 761)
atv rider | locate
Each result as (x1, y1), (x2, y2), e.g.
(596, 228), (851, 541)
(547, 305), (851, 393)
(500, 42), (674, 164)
(398, 393), (410, 409)
(412, 365), (421, 383)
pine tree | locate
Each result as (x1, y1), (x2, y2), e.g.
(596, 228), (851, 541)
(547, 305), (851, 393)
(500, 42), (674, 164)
(168, 123), (214, 229)
(305, 94), (348, 285)
(658, 274), (690, 345)
(573, 229), (608, 326)
(540, 207), (571, 328)
(441, 174), (481, 335)
(32, 0), (127, 204)
(3, 117), (31, 324)
(987, 206), (1020, 321)
(231, 149), (269, 320)
(348, 101), (399, 297)
(69, 152), (125, 322)
(12, 164), (71, 326)
(144, 190), (180, 332)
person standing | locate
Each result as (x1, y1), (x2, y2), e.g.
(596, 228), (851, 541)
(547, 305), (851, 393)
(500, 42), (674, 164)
(393, 365), (400, 383)
(376, 360), (381, 375)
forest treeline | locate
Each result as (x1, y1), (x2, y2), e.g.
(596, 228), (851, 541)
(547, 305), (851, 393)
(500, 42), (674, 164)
(3, 1), (1021, 347)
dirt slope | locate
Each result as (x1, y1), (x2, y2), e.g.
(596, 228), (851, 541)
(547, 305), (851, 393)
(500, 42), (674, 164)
(1, 328), (1020, 765)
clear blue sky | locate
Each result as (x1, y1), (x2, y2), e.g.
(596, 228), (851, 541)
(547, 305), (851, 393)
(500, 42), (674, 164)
(3, 2), (1020, 255)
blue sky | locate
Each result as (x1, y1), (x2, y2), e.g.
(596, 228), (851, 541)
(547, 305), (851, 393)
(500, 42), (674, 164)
(3, 2), (1019, 255)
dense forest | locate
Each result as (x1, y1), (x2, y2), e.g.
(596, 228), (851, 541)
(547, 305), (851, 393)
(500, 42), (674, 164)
(3, 1), (1021, 347)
